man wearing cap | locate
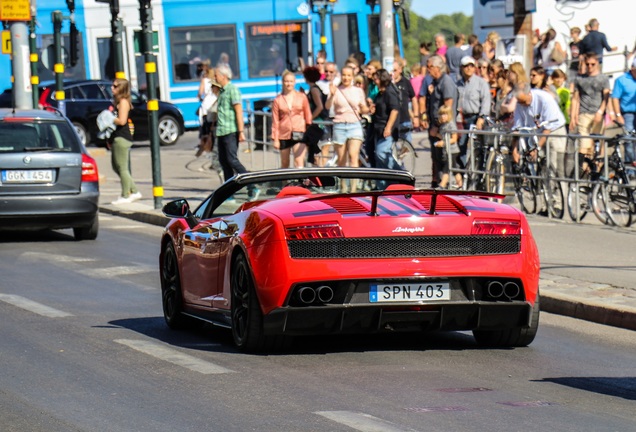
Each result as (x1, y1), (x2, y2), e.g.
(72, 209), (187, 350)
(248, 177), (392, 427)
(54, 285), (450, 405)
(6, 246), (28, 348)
(455, 55), (491, 167)
(513, 83), (567, 177)
(610, 58), (636, 164)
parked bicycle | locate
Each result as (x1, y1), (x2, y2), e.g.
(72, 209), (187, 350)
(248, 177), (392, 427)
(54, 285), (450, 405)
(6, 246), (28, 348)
(566, 135), (611, 224)
(599, 127), (636, 227)
(512, 121), (564, 219)
(459, 116), (511, 195)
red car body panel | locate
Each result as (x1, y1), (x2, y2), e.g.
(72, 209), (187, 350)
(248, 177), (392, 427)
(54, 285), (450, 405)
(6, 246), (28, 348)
(162, 192), (539, 322)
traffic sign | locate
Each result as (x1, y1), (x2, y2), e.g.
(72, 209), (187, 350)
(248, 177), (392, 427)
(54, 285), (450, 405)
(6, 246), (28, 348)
(0, 0), (32, 21)
(1, 30), (11, 54)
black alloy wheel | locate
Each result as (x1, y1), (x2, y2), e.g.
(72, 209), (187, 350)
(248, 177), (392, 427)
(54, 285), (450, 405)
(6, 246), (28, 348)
(230, 254), (266, 352)
(161, 242), (187, 329)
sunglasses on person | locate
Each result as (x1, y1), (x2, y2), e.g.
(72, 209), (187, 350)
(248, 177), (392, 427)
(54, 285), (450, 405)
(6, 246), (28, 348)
(585, 62), (598, 67)
(112, 83), (119, 88)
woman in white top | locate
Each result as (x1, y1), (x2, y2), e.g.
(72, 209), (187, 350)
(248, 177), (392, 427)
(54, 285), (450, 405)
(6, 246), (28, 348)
(538, 28), (565, 75)
(196, 66), (216, 157)
(325, 66), (370, 190)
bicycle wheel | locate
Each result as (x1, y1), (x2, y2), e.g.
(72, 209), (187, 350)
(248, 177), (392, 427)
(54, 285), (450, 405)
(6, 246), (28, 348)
(591, 182), (613, 226)
(391, 138), (416, 173)
(542, 176), (564, 219)
(604, 176), (633, 227)
(567, 182), (589, 222)
(514, 166), (537, 214)
(485, 152), (506, 195)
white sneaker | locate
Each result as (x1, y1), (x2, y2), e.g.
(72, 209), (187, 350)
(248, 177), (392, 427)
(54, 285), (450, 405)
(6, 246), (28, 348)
(111, 196), (132, 205)
(129, 192), (142, 202)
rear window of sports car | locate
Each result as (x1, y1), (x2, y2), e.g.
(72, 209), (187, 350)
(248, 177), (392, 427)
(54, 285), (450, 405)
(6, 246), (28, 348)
(0, 120), (81, 153)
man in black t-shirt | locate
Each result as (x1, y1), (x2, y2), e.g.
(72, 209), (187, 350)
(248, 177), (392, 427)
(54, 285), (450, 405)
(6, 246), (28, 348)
(371, 69), (401, 188)
(392, 59), (420, 143)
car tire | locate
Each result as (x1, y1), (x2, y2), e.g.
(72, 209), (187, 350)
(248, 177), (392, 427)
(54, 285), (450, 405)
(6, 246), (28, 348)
(473, 291), (540, 348)
(73, 215), (98, 240)
(230, 253), (287, 352)
(73, 121), (90, 146)
(160, 242), (189, 329)
(158, 115), (180, 146)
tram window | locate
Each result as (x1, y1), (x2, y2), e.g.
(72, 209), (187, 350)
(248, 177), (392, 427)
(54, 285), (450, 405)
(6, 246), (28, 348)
(246, 22), (308, 78)
(332, 14), (360, 69)
(169, 25), (239, 82)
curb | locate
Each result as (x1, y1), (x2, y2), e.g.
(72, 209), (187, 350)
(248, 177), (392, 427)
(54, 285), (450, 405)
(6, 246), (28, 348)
(541, 293), (636, 331)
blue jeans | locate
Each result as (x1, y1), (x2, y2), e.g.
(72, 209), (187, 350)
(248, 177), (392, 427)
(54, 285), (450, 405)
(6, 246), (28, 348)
(622, 112), (635, 164)
(398, 121), (412, 143)
(218, 132), (248, 182)
(374, 134), (402, 189)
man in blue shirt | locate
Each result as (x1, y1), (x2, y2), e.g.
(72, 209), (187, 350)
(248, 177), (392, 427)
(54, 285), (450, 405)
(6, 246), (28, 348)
(610, 58), (636, 164)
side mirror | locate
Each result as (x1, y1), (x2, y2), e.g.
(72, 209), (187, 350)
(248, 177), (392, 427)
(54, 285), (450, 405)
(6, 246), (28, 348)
(162, 199), (198, 228)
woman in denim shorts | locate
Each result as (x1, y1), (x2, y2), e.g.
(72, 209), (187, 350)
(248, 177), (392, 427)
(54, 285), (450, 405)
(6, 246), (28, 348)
(325, 66), (370, 190)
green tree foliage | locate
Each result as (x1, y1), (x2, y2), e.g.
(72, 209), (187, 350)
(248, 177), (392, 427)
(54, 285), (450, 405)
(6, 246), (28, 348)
(398, 6), (473, 67)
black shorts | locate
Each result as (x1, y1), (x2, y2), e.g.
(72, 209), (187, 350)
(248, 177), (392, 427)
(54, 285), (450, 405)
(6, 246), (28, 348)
(279, 138), (303, 150)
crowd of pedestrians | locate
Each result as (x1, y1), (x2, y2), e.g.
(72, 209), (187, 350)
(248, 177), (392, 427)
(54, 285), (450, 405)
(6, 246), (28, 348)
(189, 17), (635, 195)
(416, 18), (636, 187)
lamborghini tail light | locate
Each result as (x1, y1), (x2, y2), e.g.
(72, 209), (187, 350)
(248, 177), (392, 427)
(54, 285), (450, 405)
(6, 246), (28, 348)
(285, 223), (344, 240)
(472, 220), (521, 236)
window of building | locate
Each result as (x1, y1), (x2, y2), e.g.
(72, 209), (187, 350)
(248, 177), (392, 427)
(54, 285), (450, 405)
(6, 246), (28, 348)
(169, 25), (239, 82)
(331, 14), (360, 69)
(245, 21), (308, 78)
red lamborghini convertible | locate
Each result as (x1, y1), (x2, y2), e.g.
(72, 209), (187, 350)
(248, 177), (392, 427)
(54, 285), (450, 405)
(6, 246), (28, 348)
(160, 168), (540, 352)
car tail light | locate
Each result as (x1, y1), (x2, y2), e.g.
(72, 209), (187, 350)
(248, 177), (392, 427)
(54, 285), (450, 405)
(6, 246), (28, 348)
(472, 220), (521, 236)
(285, 223), (344, 240)
(81, 153), (99, 183)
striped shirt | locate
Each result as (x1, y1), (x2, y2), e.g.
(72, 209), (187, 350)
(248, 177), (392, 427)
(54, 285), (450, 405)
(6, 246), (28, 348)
(216, 81), (242, 137)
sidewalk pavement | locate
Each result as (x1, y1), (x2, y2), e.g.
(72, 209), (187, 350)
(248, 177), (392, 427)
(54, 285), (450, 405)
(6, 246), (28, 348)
(89, 133), (636, 332)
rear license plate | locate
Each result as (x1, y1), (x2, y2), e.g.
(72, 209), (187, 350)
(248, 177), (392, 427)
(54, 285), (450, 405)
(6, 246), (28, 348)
(1, 170), (53, 184)
(369, 282), (451, 303)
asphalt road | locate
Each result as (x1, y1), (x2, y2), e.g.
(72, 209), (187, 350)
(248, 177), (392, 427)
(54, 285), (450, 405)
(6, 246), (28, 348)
(1, 216), (635, 432)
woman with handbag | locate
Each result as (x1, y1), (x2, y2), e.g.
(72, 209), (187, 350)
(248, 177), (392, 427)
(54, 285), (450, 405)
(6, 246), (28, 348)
(325, 66), (370, 191)
(538, 28), (566, 75)
(109, 78), (141, 205)
(271, 70), (313, 168)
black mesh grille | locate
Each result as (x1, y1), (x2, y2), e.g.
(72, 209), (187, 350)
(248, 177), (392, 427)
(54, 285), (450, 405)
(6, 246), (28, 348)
(288, 236), (521, 258)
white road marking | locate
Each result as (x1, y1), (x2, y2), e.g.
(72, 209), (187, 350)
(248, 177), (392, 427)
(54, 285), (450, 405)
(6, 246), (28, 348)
(315, 411), (418, 432)
(109, 225), (144, 230)
(19, 252), (97, 263)
(114, 339), (234, 375)
(77, 265), (154, 278)
(0, 294), (73, 318)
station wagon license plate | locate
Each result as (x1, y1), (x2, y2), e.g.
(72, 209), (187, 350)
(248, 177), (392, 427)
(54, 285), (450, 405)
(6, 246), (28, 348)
(1, 170), (53, 184)
(369, 282), (450, 303)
